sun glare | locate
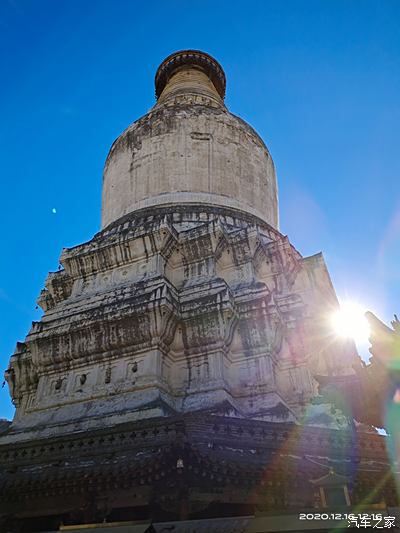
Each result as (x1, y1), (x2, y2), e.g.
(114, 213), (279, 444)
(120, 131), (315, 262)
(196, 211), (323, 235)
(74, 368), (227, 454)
(331, 301), (370, 344)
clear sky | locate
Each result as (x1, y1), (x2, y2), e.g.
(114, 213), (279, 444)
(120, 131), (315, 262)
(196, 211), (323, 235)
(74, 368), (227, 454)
(1, 0), (399, 420)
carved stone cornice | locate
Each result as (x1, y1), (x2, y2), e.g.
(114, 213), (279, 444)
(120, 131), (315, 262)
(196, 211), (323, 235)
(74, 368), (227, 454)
(5, 206), (360, 439)
(155, 50), (226, 100)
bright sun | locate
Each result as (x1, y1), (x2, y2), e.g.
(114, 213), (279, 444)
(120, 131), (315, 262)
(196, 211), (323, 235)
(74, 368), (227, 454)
(331, 301), (370, 344)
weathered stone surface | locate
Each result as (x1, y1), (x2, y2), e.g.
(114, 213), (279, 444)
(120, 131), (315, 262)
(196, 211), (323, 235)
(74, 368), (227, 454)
(3, 206), (357, 444)
(1, 50), (387, 531)
(3, 48), (359, 440)
(101, 51), (278, 230)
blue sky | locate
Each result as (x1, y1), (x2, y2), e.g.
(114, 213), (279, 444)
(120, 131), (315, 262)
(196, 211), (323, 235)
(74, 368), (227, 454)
(1, 0), (399, 420)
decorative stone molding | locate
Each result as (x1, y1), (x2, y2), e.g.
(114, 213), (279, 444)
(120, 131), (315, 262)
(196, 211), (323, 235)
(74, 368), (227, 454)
(4, 207), (358, 437)
(155, 50), (226, 100)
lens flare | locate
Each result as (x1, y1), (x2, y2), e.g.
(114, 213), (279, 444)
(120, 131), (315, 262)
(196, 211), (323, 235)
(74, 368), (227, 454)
(393, 388), (400, 404)
(331, 301), (370, 344)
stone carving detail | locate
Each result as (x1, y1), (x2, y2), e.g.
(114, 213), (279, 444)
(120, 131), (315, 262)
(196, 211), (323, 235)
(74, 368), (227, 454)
(3, 50), (361, 440)
(5, 207), (359, 434)
(0, 50), (386, 530)
(5, 342), (38, 408)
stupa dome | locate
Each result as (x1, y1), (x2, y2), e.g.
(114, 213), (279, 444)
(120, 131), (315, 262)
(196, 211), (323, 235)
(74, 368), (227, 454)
(101, 50), (278, 229)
